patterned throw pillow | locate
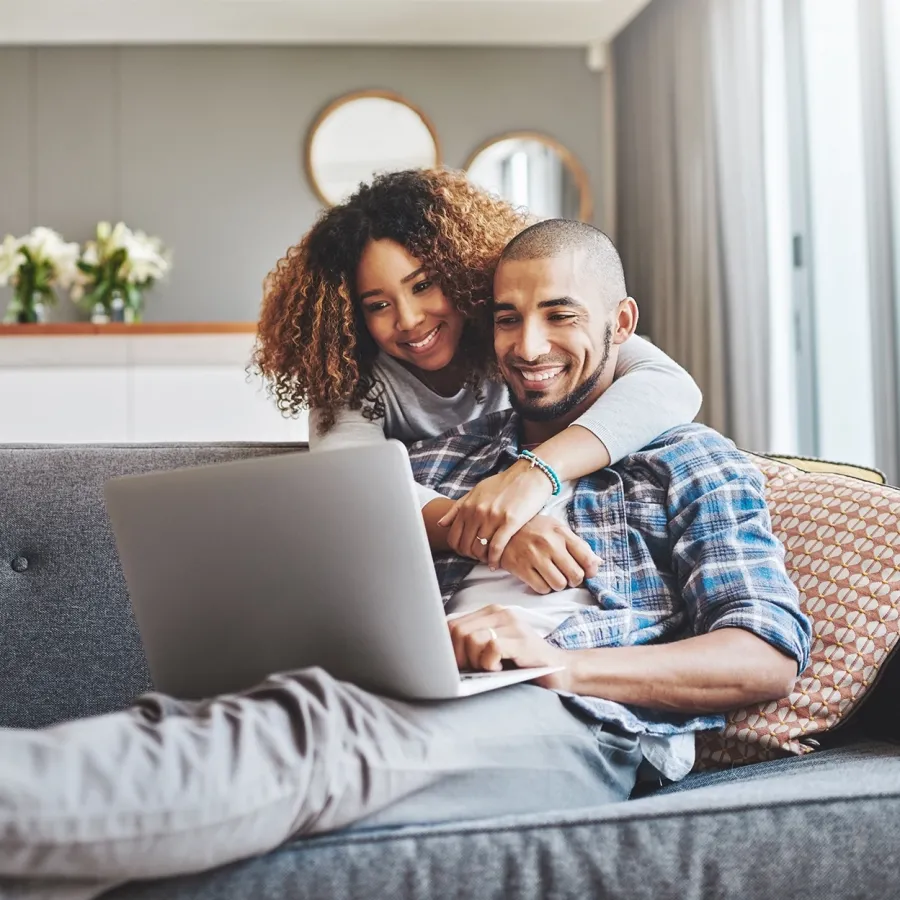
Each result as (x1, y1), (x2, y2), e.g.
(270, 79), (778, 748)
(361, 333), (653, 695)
(695, 455), (900, 769)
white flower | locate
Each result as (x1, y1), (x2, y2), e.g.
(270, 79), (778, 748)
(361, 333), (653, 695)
(46, 235), (81, 288)
(53, 240), (82, 289)
(81, 243), (99, 266)
(78, 220), (171, 297)
(22, 226), (61, 258)
(17, 227), (82, 287)
(109, 221), (133, 251)
(122, 228), (170, 284)
(127, 258), (163, 284)
(0, 235), (25, 287)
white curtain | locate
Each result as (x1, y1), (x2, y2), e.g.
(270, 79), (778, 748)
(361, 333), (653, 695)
(613, 0), (770, 451)
(860, 0), (900, 483)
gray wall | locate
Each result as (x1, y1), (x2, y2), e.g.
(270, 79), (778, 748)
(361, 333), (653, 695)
(0, 46), (605, 322)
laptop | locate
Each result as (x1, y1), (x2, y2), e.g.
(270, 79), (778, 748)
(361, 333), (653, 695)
(104, 441), (562, 701)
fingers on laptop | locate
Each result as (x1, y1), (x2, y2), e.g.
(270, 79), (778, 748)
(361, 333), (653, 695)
(477, 629), (503, 672)
(449, 611), (505, 672)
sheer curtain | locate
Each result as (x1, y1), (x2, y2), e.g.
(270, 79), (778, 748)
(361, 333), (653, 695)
(613, 0), (770, 451)
(861, 0), (900, 483)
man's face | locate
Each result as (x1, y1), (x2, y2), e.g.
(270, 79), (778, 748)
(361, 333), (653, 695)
(492, 249), (631, 423)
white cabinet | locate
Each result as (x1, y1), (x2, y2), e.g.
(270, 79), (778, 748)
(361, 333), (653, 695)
(0, 366), (130, 443)
(0, 333), (309, 444)
(131, 366), (308, 442)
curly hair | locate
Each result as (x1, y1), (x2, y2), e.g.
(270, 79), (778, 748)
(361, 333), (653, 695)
(252, 168), (529, 434)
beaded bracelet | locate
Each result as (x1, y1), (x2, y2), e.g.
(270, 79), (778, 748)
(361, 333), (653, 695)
(518, 449), (562, 496)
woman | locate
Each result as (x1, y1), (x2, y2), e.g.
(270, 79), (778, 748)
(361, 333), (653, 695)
(254, 169), (701, 586)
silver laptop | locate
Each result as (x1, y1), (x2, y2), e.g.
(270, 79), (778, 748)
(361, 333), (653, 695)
(104, 441), (561, 701)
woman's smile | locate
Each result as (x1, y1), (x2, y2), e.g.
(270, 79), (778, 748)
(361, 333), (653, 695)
(401, 323), (445, 354)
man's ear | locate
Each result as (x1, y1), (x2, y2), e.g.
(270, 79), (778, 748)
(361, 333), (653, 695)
(612, 297), (639, 345)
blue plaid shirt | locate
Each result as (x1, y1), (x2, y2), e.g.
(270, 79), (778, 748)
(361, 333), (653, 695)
(408, 412), (811, 738)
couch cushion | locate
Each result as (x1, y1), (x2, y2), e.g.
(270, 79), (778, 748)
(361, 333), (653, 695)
(765, 454), (887, 484)
(696, 455), (900, 768)
(0, 443), (306, 728)
(96, 740), (900, 900)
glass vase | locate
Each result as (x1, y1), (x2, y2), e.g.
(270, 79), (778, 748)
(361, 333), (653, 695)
(3, 290), (48, 324)
(109, 290), (127, 323)
(124, 289), (144, 324)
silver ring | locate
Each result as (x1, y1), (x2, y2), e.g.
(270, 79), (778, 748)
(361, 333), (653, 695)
(477, 536), (489, 546)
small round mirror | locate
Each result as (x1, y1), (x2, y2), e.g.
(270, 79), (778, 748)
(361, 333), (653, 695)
(305, 90), (441, 206)
(465, 132), (592, 222)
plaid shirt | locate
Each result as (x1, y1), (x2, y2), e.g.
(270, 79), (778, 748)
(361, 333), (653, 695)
(408, 412), (812, 737)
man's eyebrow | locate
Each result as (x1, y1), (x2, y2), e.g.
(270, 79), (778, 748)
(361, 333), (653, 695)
(492, 296), (586, 313)
(359, 267), (428, 303)
(538, 296), (586, 310)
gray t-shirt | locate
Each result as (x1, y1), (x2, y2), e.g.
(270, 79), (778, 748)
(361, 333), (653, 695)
(366, 353), (512, 446)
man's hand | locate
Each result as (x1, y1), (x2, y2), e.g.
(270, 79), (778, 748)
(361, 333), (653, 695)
(500, 515), (601, 594)
(437, 460), (555, 566)
(447, 606), (572, 691)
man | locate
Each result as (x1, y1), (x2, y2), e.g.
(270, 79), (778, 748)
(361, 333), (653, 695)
(1, 221), (810, 899)
(411, 219), (811, 778)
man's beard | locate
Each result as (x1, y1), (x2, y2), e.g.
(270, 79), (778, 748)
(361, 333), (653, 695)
(504, 324), (613, 423)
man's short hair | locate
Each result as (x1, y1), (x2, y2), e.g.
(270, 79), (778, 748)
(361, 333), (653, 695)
(499, 219), (627, 309)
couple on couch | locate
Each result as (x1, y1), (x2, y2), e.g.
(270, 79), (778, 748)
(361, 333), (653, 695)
(3, 169), (811, 898)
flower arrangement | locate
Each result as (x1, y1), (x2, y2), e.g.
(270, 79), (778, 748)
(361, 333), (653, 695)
(0, 227), (81, 323)
(73, 222), (171, 323)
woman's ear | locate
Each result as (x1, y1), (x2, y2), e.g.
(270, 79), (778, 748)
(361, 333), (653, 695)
(612, 297), (639, 344)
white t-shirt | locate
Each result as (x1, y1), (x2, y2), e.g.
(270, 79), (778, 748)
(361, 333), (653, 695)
(446, 482), (696, 781)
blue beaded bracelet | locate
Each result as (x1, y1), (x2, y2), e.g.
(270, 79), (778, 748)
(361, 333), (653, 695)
(518, 449), (562, 496)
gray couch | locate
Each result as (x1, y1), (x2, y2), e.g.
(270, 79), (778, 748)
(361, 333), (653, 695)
(2, 443), (899, 899)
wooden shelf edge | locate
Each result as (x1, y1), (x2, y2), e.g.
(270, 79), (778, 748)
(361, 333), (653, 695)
(0, 323), (258, 336)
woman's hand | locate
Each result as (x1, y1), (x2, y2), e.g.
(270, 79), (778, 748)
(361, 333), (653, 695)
(438, 459), (556, 566)
(499, 515), (601, 594)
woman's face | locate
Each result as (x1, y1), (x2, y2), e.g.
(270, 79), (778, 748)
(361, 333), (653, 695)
(356, 239), (466, 372)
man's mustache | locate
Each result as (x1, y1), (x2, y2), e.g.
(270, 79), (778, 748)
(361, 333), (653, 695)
(501, 354), (571, 370)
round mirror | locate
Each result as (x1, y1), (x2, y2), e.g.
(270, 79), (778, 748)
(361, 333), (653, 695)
(465, 132), (592, 222)
(305, 90), (442, 206)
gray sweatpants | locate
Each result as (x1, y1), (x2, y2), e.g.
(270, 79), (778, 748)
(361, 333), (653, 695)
(0, 668), (641, 900)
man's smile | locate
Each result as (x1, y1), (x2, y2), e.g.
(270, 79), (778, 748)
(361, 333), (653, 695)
(509, 364), (568, 393)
